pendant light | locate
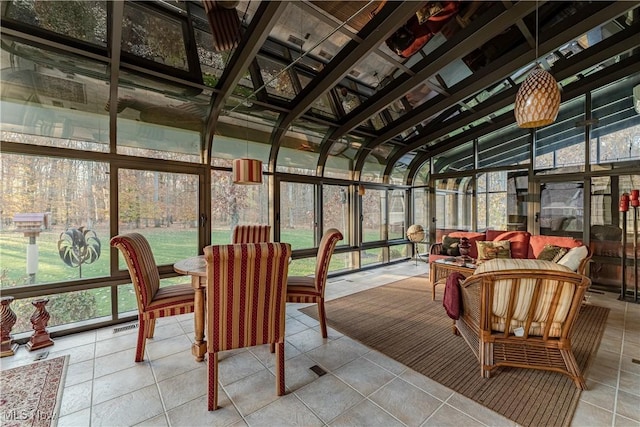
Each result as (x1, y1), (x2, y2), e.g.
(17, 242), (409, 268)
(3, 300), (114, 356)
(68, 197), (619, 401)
(514, 3), (560, 128)
(232, 112), (263, 185)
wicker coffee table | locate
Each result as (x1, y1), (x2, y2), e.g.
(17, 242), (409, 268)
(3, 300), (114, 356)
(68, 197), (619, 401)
(429, 258), (477, 301)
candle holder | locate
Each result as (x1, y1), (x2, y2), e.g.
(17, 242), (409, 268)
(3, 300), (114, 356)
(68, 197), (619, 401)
(1, 296), (19, 357)
(458, 237), (472, 262)
(619, 190), (639, 304)
(27, 298), (54, 351)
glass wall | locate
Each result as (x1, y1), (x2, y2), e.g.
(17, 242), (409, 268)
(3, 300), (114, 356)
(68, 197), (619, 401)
(280, 181), (315, 250)
(322, 184), (350, 246)
(361, 188), (385, 242)
(1, 154), (110, 285)
(210, 170), (270, 244)
(117, 169), (199, 266)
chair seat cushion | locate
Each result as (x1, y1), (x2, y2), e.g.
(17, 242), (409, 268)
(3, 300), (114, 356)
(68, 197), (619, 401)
(146, 283), (195, 315)
(286, 276), (320, 301)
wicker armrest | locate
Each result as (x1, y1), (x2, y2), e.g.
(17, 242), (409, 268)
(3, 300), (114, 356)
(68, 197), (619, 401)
(430, 243), (442, 255)
(459, 277), (481, 325)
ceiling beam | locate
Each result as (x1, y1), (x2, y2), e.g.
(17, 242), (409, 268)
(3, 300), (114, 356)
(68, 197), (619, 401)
(403, 53), (640, 181)
(317, 1), (541, 165)
(380, 18), (640, 179)
(360, 1), (637, 172)
(268, 1), (422, 166)
(202, 1), (288, 163)
(370, 5), (640, 180)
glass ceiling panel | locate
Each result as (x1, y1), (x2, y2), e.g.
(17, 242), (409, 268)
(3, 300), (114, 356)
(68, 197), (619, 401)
(349, 51), (396, 88)
(121, 2), (189, 71)
(414, 160), (431, 186)
(268, 2), (349, 66)
(432, 140), (474, 174)
(276, 142), (319, 176)
(361, 158), (384, 183)
(336, 87), (362, 116)
(115, 70), (210, 162)
(324, 155), (353, 180)
(194, 26), (228, 88)
(0, 38), (109, 151)
(478, 123), (530, 169)
(282, 118), (328, 153)
(324, 134), (363, 179)
(211, 134), (271, 169)
(257, 56), (296, 101)
(3, 0), (107, 47)
(298, 75), (336, 118)
(390, 152), (416, 185)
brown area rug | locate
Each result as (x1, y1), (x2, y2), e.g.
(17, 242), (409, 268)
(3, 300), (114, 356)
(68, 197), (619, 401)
(0, 355), (68, 427)
(301, 275), (609, 427)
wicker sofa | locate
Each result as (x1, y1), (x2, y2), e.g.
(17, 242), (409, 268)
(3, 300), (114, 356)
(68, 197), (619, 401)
(454, 258), (592, 389)
(429, 230), (591, 274)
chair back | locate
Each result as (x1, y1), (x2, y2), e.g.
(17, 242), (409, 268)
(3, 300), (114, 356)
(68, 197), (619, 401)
(232, 225), (271, 243)
(110, 233), (160, 312)
(205, 242), (291, 352)
(314, 228), (344, 293)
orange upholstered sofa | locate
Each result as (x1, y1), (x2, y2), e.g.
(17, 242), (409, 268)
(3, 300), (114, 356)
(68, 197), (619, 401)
(429, 230), (590, 274)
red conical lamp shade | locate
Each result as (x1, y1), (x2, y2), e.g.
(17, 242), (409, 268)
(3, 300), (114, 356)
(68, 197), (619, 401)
(232, 158), (262, 185)
(514, 68), (561, 128)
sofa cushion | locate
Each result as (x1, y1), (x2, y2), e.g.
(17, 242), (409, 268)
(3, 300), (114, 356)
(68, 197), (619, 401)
(528, 235), (582, 258)
(474, 259), (574, 337)
(557, 245), (589, 272)
(476, 240), (511, 261)
(537, 244), (569, 262)
(448, 232), (485, 259)
(475, 258), (573, 275)
(440, 236), (461, 256)
(490, 231), (531, 259)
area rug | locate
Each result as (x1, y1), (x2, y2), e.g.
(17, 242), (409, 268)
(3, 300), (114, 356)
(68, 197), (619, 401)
(0, 355), (68, 427)
(300, 276), (609, 427)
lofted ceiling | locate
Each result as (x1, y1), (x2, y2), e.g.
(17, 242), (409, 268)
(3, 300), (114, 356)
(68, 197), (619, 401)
(1, 0), (639, 182)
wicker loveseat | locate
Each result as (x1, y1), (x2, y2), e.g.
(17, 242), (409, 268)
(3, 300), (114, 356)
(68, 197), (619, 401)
(454, 259), (591, 389)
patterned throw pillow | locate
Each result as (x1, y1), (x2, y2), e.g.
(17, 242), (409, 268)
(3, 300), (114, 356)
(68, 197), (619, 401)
(440, 236), (460, 256)
(537, 244), (569, 263)
(476, 240), (511, 261)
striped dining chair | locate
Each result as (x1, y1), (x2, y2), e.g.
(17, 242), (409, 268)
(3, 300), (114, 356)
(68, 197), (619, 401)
(231, 224), (271, 244)
(205, 242), (291, 410)
(284, 228), (343, 338)
(110, 233), (195, 362)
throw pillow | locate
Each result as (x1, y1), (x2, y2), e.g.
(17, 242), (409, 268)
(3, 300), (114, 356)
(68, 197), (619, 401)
(537, 244), (569, 263)
(557, 245), (589, 272)
(476, 240), (511, 261)
(440, 236), (460, 256)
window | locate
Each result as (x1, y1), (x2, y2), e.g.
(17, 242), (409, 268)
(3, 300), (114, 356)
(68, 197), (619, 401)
(280, 182), (315, 250)
(117, 168), (199, 266)
(211, 171), (269, 244)
(361, 188), (385, 242)
(322, 185), (350, 246)
(1, 154), (110, 286)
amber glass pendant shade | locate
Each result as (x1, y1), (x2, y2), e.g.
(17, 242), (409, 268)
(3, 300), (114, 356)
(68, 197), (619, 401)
(514, 68), (561, 128)
(232, 158), (262, 184)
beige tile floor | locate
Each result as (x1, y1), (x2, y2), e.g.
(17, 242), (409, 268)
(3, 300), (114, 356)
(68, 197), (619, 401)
(2, 261), (639, 427)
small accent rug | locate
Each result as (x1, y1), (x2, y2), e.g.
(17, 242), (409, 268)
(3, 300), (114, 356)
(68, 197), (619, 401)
(301, 275), (609, 427)
(0, 355), (68, 427)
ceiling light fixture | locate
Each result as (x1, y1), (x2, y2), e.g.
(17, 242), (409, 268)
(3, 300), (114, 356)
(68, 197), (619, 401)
(232, 112), (262, 185)
(514, 3), (560, 128)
